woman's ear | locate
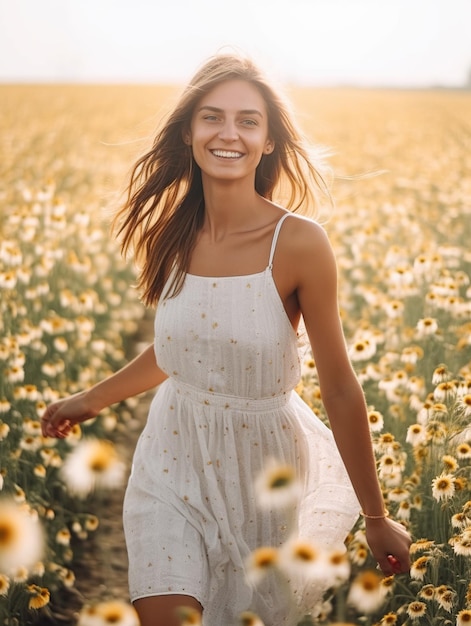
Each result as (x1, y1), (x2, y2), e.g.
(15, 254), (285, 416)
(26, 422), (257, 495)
(264, 140), (274, 154)
(183, 130), (192, 146)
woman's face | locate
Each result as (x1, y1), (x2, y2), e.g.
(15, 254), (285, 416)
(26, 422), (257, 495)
(186, 79), (274, 185)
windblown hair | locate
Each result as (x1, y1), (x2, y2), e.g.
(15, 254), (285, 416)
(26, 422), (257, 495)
(113, 52), (332, 306)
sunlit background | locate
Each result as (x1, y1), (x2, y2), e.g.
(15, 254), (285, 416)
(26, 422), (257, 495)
(0, 0), (470, 87)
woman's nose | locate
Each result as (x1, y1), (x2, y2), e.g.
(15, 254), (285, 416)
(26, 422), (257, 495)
(218, 120), (239, 141)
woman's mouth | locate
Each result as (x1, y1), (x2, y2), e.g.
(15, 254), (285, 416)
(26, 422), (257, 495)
(211, 149), (243, 159)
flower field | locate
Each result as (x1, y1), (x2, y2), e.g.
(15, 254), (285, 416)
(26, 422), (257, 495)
(0, 83), (470, 625)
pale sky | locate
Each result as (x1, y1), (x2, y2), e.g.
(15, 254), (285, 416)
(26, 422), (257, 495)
(0, 0), (470, 87)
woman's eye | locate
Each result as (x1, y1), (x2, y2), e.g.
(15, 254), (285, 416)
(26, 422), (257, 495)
(203, 115), (219, 122)
(241, 119), (257, 126)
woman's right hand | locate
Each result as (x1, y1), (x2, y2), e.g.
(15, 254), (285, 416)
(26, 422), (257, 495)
(41, 391), (100, 439)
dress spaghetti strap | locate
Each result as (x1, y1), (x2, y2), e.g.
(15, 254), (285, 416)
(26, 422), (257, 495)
(268, 212), (292, 269)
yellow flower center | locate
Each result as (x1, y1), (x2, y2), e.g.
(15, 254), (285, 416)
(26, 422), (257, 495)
(0, 521), (16, 547)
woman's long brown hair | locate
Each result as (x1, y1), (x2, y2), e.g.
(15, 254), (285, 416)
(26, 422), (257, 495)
(113, 53), (332, 306)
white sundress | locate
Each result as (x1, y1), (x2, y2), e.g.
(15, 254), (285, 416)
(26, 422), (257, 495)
(123, 213), (360, 625)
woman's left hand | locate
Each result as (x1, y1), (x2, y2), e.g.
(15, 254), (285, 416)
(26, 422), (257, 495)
(364, 516), (412, 576)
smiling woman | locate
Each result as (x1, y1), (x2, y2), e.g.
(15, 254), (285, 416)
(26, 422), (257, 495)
(40, 52), (411, 626)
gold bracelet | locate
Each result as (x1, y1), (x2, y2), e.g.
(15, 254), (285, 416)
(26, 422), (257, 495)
(360, 509), (389, 520)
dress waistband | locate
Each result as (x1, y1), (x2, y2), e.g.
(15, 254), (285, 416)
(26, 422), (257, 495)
(167, 378), (291, 412)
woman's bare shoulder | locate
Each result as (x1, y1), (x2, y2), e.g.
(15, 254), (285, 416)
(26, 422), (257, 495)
(280, 212), (332, 259)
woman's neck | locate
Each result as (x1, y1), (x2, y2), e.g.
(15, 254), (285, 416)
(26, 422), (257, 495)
(201, 180), (267, 240)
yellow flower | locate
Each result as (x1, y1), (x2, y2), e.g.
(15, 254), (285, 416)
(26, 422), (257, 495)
(416, 317), (438, 337)
(466, 581), (471, 605)
(431, 473), (455, 502)
(396, 500), (411, 521)
(374, 433), (397, 454)
(301, 357), (316, 375)
(426, 420), (447, 443)
(457, 442), (471, 459)
(381, 576), (395, 594)
(451, 512), (467, 530)
(435, 585), (456, 612)
(0, 573), (10, 596)
(418, 584), (435, 601)
(410, 556), (430, 581)
(408, 375), (425, 395)
(349, 338), (376, 361)
(20, 435), (42, 452)
(406, 424), (427, 447)
(406, 601), (427, 619)
(62, 568), (76, 588)
(12, 566), (28, 582)
(31, 561), (45, 577)
(402, 346), (424, 364)
(442, 455), (458, 472)
(56, 527), (71, 546)
(34, 464), (47, 478)
(27, 584), (50, 609)
(460, 394), (471, 417)
(452, 535), (471, 556)
(84, 515), (100, 532)
(35, 400), (47, 418)
(388, 487), (410, 503)
(368, 410), (384, 432)
(432, 364), (449, 383)
(378, 454), (397, 474)
(434, 380), (457, 402)
(53, 337), (68, 353)
(350, 545), (368, 566)
(377, 612), (398, 625)
(409, 539), (435, 554)
(0, 421), (10, 440)
(457, 609), (471, 626)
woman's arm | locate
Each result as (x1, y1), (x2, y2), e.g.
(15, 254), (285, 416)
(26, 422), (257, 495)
(41, 343), (168, 438)
(293, 220), (411, 575)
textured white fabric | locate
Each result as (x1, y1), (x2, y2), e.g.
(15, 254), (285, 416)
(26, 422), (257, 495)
(123, 214), (360, 625)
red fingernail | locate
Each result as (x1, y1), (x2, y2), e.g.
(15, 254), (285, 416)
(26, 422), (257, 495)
(387, 555), (401, 573)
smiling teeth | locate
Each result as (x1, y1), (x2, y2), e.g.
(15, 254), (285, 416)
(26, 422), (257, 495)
(212, 150), (242, 158)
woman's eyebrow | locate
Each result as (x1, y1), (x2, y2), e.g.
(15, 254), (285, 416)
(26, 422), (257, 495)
(197, 105), (264, 117)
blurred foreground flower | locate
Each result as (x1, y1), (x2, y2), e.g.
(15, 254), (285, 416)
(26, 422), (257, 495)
(245, 536), (341, 590)
(0, 498), (44, 575)
(60, 438), (126, 498)
(245, 546), (279, 585)
(176, 605), (202, 625)
(347, 569), (388, 614)
(77, 599), (140, 626)
(254, 460), (302, 510)
(278, 536), (325, 582)
(239, 611), (265, 625)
